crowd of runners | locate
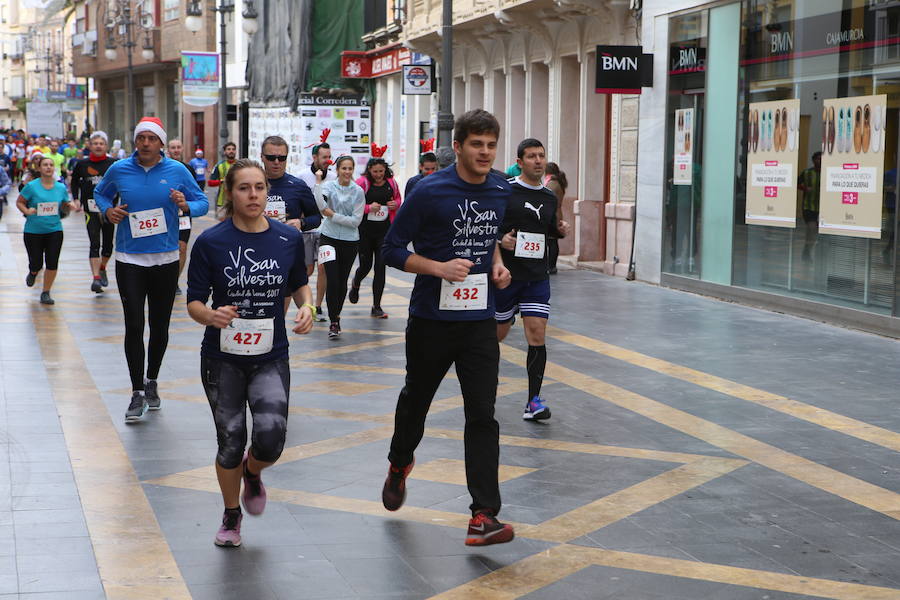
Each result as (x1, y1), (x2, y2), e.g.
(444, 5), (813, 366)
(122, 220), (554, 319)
(0, 108), (571, 549)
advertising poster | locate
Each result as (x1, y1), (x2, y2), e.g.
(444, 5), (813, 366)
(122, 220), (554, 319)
(247, 95), (371, 176)
(181, 51), (219, 107)
(819, 94), (887, 239)
(673, 108), (693, 185)
(25, 102), (63, 138)
(745, 99), (800, 227)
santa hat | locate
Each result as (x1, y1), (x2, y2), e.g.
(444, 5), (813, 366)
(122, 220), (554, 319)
(133, 117), (167, 146)
(90, 130), (108, 143)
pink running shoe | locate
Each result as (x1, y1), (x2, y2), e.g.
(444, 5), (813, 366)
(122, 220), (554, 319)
(214, 509), (242, 547)
(241, 452), (267, 515)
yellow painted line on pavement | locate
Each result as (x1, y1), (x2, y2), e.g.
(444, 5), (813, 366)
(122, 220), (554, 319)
(519, 457), (748, 543)
(501, 344), (900, 519)
(432, 544), (900, 600)
(33, 311), (191, 599)
(548, 326), (900, 455)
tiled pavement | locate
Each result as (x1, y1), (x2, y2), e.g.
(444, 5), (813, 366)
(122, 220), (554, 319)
(2, 192), (900, 598)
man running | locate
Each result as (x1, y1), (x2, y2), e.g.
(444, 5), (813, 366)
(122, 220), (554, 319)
(297, 137), (334, 321)
(94, 117), (209, 423)
(46, 140), (67, 181)
(190, 149), (209, 191)
(167, 139), (195, 295)
(208, 142), (237, 219)
(260, 135), (320, 241)
(496, 138), (570, 421)
(404, 150), (438, 197)
(70, 131), (116, 293)
(381, 109), (514, 546)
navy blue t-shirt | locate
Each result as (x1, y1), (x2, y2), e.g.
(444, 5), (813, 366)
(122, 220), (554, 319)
(383, 165), (509, 321)
(187, 219), (308, 362)
(267, 173), (320, 230)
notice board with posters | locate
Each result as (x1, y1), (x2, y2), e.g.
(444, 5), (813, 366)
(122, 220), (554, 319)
(818, 95), (887, 239)
(745, 99), (801, 227)
(247, 94), (371, 176)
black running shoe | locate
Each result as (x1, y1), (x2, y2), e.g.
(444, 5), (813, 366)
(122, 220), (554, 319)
(328, 322), (341, 340)
(124, 392), (147, 423)
(348, 286), (360, 304)
(465, 511), (515, 546)
(144, 380), (161, 411)
(99, 269), (109, 287)
(39, 292), (54, 305)
(25, 272), (36, 287)
(382, 458), (414, 511)
(91, 279), (103, 293)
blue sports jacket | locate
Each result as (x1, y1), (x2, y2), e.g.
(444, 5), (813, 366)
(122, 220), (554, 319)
(94, 151), (208, 254)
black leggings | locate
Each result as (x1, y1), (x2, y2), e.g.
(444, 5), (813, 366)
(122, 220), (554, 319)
(24, 231), (63, 272)
(201, 356), (290, 469)
(320, 235), (358, 323)
(351, 226), (387, 307)
(85, 212), (114, 258)
(115, 260), (180, 391)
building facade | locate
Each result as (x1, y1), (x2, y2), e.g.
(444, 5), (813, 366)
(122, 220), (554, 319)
(0, 0), (86, 136)
(635, 0), (900, 335)
(71, 0), (229, 159)
(392, 0), (641, 273)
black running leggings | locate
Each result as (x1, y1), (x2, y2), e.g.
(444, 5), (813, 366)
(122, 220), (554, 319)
(201, 356), (290, 469)
(23, 231), (63, 272)
(85, 212), (114, 258)
(351, 225), (388, 308)
(115, 260), (180, 391)
(320, 235), (358, 323)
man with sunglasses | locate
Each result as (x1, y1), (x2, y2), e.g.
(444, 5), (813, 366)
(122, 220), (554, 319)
(261, 136), (320, 253)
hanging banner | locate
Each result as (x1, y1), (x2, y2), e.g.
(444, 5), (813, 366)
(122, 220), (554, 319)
(744, 99), (801, 227)
(181, 51), (219, 107)
(818, 94), (886, 239)
(673, 108), (694, 185)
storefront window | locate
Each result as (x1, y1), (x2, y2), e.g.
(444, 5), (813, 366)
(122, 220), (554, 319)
(664, 12), (708, 277)
(733, 0), (900, 316)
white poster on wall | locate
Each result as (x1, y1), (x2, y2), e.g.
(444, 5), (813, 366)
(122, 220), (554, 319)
(26, 102), (64, 139)
(673, 108), (694, 185)
(247, 95), (372, 176)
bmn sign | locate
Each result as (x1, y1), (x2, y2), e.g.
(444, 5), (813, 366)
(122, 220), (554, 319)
(595, 45), (653, 94)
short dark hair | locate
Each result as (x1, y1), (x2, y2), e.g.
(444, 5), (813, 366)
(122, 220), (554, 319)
(453, 109), (500, 144)
(517, 138), (544, 159)
(261, 136), (288, 152)
(312, 142), (330, 156)
(223, 142), (236, 150)
(419, 152), (437, 165)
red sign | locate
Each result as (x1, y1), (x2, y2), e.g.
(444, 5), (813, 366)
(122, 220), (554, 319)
(764, 186), (778, 198)
(341, 45), (411, 79)
(842, 192), (859, 204)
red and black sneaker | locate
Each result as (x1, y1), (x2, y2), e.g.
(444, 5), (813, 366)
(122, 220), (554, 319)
(381, 458), (415, 511)
(465, 511), (515, 546)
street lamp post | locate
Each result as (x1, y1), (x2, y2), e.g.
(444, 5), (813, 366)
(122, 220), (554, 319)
(185, 0), (258, 156)
(437, 0), (454, 150)
(102, 0), (156, 146)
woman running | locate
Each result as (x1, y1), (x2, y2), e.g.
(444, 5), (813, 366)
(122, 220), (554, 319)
(187, 159), (314, 548)
(16, 155), (74, 305)
(348, 157), (401, 318)
(313, 155), (364, 340)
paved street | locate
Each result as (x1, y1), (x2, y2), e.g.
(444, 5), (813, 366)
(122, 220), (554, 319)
(2, 196), (900, 599)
